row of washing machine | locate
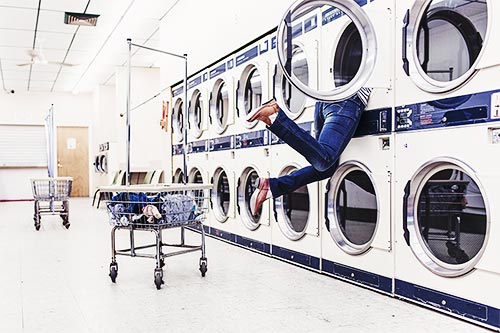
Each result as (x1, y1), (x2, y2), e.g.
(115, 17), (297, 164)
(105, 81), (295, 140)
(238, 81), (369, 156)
(167, 0), (500, 329)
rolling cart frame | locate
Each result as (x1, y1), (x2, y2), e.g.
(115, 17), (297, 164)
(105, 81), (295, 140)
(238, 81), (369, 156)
(103, 183), (212, 289)
(31, 177), (73, 230)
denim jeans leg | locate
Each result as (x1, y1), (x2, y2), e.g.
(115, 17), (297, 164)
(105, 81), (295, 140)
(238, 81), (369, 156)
(267, 96), (363, 197)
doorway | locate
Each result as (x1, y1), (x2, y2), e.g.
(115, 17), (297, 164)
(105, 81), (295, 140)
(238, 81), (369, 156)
(57, 126), (89, 197)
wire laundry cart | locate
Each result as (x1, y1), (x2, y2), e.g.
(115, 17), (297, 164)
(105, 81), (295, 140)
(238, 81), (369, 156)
(31, 177), (73, 231)
(103, 183), (212, 289)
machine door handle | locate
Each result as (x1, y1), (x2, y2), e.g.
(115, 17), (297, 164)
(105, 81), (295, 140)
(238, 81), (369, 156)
(402, 9), (410, 76)
(403, 180), (411, 246)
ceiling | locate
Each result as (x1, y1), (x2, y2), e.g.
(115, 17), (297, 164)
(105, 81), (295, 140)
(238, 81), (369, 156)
(0, 0), (179, 93)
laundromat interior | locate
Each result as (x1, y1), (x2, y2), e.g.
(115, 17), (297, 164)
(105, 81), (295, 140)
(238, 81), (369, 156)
(1, 0), (499, 332)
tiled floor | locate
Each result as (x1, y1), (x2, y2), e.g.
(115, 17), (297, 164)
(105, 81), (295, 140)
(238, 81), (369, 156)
(0, 198), (491, 332)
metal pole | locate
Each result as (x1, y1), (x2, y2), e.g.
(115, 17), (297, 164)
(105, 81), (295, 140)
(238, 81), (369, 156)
(182, 54), (188, 184)
(126, 38), (132, 186)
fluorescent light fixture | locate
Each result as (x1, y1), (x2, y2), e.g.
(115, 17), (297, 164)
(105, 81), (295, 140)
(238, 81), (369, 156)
(64, 12), (99, 26)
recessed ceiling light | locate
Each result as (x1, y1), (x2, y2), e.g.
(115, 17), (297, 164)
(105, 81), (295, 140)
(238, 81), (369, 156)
(64, 12), (99, 26)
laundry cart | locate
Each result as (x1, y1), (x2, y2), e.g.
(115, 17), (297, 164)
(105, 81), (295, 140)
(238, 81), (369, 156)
(419, 179), (470, 264)
(103, 183), (212, 289)
(31, 177), (73, 231)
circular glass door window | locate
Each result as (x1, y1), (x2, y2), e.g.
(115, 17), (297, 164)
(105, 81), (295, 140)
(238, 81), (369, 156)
(212, 167), (230, 222)
(172, 169), (184, 184)
(189, 168), (206, 208)
(408, 0), (487, 91)
(280, 45), (309, 119)
(275, 166), (310, 240)
(239, 65), (263, 127)
(172, 98), (184, 142)
(211, 79), (229, 134)
(238, 167), (261, 230)
(328, 166), (378, 254)
(189, 89), (204, 139)
(276, 0), (376, 101)
(408, 162), (488, 276)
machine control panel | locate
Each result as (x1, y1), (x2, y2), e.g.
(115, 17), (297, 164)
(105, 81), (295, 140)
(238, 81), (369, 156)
(355, 108), (392, 137)
(172, 144), (184, 155)
(395, 91), (498, 132)
(235, 130), (269, 149)
(187, 140), (208, 153)
(209, 135), (234, 151)
(271, 121), (313, 145)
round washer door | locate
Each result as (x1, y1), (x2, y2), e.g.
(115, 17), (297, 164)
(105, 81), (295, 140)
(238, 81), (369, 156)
(172, 97), (184, 143)
(406, 159), (489, 277)
(189, 89), (204, 139)
(276, 0), (376, 102)
(210, 79), (230, 134)
(189, 167), (207, 209)
(211, 167), (231, 222)
(238, 64), (264, 128)
(274, 165), (310, 240)
(237, 167), (262, 230)
(405, 0), (488, 92)
(172, 168), (184, 184)
(327, 162), (378, 255)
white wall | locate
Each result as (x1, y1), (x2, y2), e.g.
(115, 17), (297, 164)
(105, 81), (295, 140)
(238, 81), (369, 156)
(158, 0), (293, 88)
(0, 91), (92, 200)
(114, 67), (170, 180)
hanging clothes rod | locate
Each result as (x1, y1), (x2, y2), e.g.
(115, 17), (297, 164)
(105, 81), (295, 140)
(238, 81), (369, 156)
(125, 39), (188, 186)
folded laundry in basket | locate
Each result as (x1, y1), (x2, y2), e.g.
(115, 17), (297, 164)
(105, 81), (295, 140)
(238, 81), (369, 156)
(143, 204), (162, 223)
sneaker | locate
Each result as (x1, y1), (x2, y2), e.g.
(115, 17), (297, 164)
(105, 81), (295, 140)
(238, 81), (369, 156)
(249, 178), (271, 216)
(246, 99), (279, 125)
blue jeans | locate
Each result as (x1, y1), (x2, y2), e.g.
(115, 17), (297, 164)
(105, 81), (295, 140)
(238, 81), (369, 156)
(267, 95), (365, 198)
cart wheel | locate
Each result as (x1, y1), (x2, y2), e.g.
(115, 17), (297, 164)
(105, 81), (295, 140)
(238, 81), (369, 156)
(199, 259), (208, 277)
(35, 224), (41, 231)
(109, 263), (118, 283)
(154, 269), (164, 290)
(63, 222), (70, 229)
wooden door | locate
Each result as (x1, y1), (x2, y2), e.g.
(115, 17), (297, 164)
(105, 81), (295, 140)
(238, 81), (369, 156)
(57, 126), (89, 197)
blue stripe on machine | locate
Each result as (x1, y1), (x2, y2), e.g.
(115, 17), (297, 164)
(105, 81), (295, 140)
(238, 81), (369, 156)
(188, 76), (202, 89)
(236, 46), (259, 67)
(235, 235), (271, 254)
(188, 139), (208, 153)
(271, 245), (320, 270)
(172, 144), (184, 155)
(209, 63), (227, 79)
(227, 59), (234, 70)
(172, 86), (184, 97)
(203, 72), (209, 82)
(304, 15), (318, 33)
(209, 135), (234, 151)
(235, 130), (269, 149)
(271, 36), (276, 49)
(321, 0), (368, 26)
(322, 259), (392, 293)
(395, 279), (499, 329)
(292, 22), (303, 38)
(271, 121), (313, 145)
(209, 228), (236, 243)
(260, 40), (269, 54)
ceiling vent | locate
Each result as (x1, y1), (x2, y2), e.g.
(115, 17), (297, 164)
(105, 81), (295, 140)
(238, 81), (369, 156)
(64, 12), (99, 26)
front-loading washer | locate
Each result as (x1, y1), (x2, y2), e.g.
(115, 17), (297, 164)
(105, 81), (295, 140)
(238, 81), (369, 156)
(232, 128), (272, 254)
(207, 134), (237, 243)
(321, 108), (394, 294)
(269, 122), (321, 271)
(234, 33), (272, 134)
(393, 93), (500, 330)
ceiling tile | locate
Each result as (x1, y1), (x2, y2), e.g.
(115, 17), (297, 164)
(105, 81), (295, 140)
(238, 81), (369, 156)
(1, 70), (29, 80)
(0, 1), (39, 9)
(36, 31), (74, 50)
(0, 29), (33, 48)
(38, 9), (78, 34)
(0, 6), (37, 30)
(40, 0), (89, 13)
(30, 70), (58, 81)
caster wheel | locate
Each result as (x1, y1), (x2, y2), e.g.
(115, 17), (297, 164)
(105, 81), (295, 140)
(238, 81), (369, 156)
(154, 269), (164, 290)
(63, 222), (70, 229)
(35, 224), (40, 231)
(199, 260), (207, 277)
(109, 263), (118, 283)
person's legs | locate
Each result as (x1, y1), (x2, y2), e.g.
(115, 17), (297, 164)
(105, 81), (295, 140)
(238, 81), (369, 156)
(249, 95), (364, 215)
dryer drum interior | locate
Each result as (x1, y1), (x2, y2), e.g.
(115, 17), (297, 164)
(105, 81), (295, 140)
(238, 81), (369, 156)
(238, 167), (261, 230)
(212, 167), (230, 221)
(189, 89), (203, 138)
(409, 163), (488, 276)
(172, 168), (184, 184)
(211, 79), (229, 133)
(408, 0), (487, 90)
(328, 166), (378, 254)
(275, 166), (310, 240)
(239, 65), (263, 119)
(172, 98), (184, 142)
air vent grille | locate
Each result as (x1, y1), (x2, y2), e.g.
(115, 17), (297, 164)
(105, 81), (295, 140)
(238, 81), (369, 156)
(64, 12), (99, 26)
